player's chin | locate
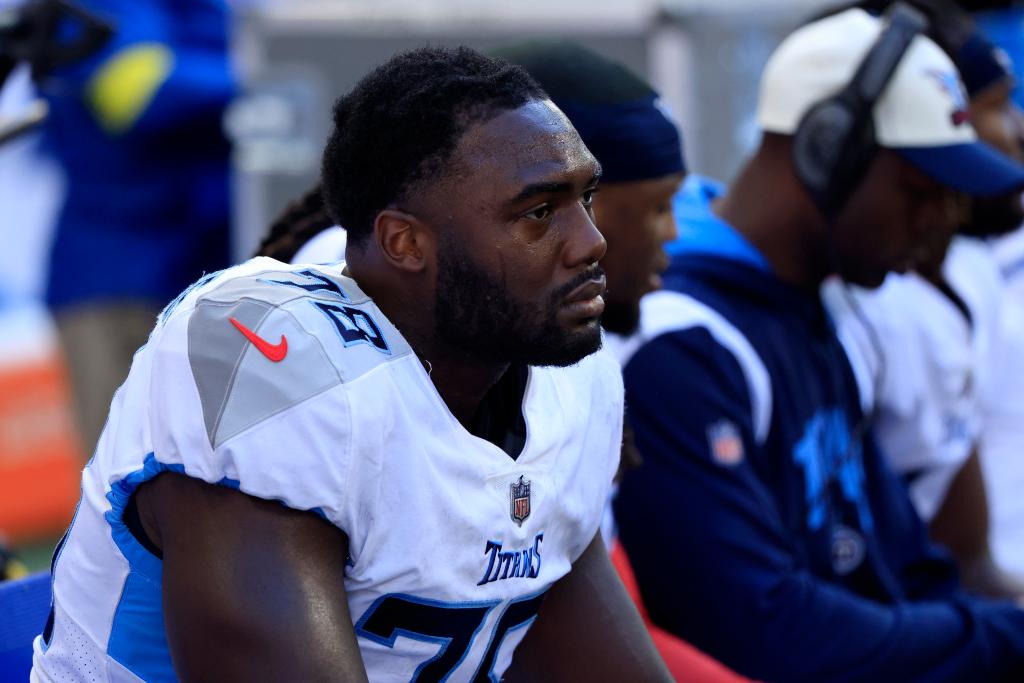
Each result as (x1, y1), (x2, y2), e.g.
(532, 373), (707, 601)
(561, 313), (603, 341)
(844, 267), (889, 290)
(535, 323), (603, 367)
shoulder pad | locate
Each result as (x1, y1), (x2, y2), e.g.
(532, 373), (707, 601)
(183, 260), (412, 448)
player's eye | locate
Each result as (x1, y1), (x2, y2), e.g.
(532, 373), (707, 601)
(524, 204), (553, 221)
(581, 188), (597, 208)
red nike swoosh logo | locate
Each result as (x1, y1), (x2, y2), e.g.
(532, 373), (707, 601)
(229, 317), (288, 362)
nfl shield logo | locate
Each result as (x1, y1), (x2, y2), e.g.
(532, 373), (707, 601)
(510, 475), (531, 526)
(707, 419), (744, 466)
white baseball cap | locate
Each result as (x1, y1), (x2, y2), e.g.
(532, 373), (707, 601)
(757, 8), (1024, 196)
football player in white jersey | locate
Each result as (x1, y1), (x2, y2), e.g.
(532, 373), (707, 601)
(826, 2), (1024, 600)
(32, 47), (671, 682)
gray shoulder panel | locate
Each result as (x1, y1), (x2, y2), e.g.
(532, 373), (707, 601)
(186, 263), (412, 447)
(188, 298), (343, 448)
(188, 298), (272, 446)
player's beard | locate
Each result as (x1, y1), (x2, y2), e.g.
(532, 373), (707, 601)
(961, 193), (1024, 238)
(433, 235), (603, 367)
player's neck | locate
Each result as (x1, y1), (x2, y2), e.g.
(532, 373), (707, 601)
(715, 157), (830, 289)
(349, 266), (510, 427)
(401, 325), (511, 426)
(417, 352), (511, 427)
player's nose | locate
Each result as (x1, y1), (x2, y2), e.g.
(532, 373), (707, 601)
(564, 204), (607, 268)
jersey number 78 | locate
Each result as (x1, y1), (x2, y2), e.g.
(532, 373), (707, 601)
(356, 590), (547, 682)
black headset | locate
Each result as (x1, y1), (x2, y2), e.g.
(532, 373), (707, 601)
(792, 2), (928, 219)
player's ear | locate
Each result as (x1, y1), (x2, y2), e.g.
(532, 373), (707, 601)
(373, 209), (433, 274)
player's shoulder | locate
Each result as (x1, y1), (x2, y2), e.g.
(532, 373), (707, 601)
(152, 258), (414, 448)
(623, 289), (775, 442)
(831, 273), (941, 369)
(845, 273), (921, 328)
(947, 235), (998, 275)
(946, 237), (1003, 319)
(523, 348), (624, 444)
(634, 289), (768, 384)
(164, 257), (359, 314)
(163, 258), (409, 359)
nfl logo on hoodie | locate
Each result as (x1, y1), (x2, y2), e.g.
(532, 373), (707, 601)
(707, 419), (745, 466)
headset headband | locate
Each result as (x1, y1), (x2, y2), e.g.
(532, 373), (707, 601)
(792, 3), (928, 219)
(846, 4), (928, 126)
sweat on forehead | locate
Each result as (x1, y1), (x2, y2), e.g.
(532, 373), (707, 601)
(449, 100), (593, 177)
(320, 46), (546, 246)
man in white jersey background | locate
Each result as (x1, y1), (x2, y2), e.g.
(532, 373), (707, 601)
(975, 5), (1024, 578)
(32, 46), (671, 682)
(825, 0), (1024, 600)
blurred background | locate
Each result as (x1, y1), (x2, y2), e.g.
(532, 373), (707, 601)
(229, 0), (830, 256)
(0, 0), (1021, 571)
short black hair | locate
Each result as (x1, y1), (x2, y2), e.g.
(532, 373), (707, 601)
(321, 46), (546, 246)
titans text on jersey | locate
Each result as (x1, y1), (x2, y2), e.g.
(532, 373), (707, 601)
(478, 534), (544, 585)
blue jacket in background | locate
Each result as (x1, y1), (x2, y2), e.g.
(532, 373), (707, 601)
(41, 0), (235, 310)
(614, 176), (1024, 682)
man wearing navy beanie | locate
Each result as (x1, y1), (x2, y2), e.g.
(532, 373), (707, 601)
(493, 41), (687, 340)
(490, 42), (761, 683)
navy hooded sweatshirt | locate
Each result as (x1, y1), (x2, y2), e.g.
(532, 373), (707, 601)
(41, 0), (235, 311)
(614, 176), (1024, 682)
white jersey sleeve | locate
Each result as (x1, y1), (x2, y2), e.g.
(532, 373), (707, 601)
(146, 257), (409, 532)
(976, 230), (1024, 573)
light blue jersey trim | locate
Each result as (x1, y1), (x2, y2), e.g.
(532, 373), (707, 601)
(103, 453), (180, 682)
(102, 452), (333, 681)
(666, 175), (771, 272)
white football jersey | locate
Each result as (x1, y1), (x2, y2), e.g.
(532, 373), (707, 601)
(824, 237), (1002, 521)
(31, 258), (623, 683)
(983, 228), (1024, 574)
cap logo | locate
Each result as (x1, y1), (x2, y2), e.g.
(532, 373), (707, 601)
(995, 47), (1014, 75)
(926, 69), (970, 127)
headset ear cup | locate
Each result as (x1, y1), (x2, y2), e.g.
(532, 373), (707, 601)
(789, 3), (926, 219)
(793, 98), (857, 215)
(837, 117), (879, 205)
